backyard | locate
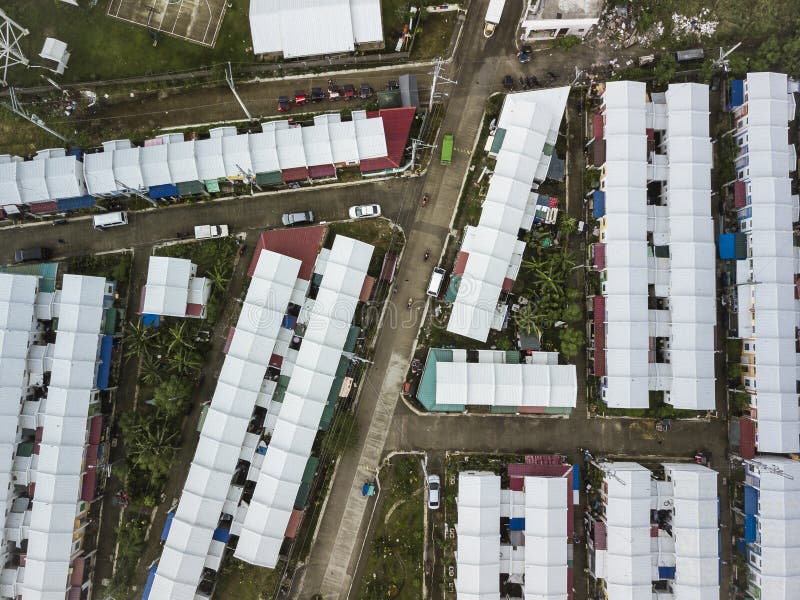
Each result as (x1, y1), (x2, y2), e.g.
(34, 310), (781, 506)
(358, 455), (425, 600)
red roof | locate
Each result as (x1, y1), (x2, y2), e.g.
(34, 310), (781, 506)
(734, 180), (747, 209)
(309, 164), (335, 179)
(85, 444), (98, 468)
(593, 521), (607, 550)
(517, 406), (545, 414)
(593, 295), (606, 377)
(249, 225), (326, 281)
(284, 509), (303, 539)
(502, 277), (514, 292)
(186, 303), (204, 317)
(270, 353), (283, 369)
(68, 588), (82, 600)
(28, 201), (58, 214)
(593, 243), (605, 270)
(453, 251), (468, 276)
(70, 556), (86, 586)
(740, 416), (756, 459)
(0, 207), (5, 220)
(224, 327), (235, 353)
(380, 252), (398, 282)
(282, 167), (309, 182)
(81, 466), (97, 502)
(88, 415), (103, 445)
(592, 113), (604, 140)
(360, 275), (375, 302)
(359, 107), (416, 172)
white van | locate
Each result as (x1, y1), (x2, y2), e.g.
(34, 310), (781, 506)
(427, 267), (446, 298)
(93, 211), (128, 229)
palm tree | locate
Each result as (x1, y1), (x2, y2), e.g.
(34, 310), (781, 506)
(123, 320), (157, 361)
(165, 322), (195, 354)
(169, 347), (202, 375)
(208, 263), (231, 294)
(139, 354), (165, 386)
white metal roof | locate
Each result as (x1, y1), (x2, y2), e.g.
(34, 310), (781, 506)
(354, 116), (388, 160)
(140, 144), (172, 186)
(740, 72), (800, 453)
(83, 151), (117, 195)
(21, 275), (105, 599)
(249, 0), (382, 58)
(167, 140), (200, 184)
(447, 88), (569, 341)
(0, 157), (22, 204)
(43, 155), (84, 199)
(664, 83), (716, 410)
(113, 147), (144, 191)
(249, 130), (281, 174)
(436, 362), (576, 407)
(523, 476), (567, 600)
(222, 133), (253, 178)
(142, 256), (193, 317)
(234, 235), (373, 568)
(276, 127), (307, 169)
(749, 456), (800, 598)
(456, 471), (501, 599)
(152, 250), (301, 596)
(600, 81), (650, 409)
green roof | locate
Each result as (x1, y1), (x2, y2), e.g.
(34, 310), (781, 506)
(490, 405), (517, 414)
(16, 441), (34, 458)
(176, 180), (205, 195)
(294, 482), (311, 510)
(205, 179), (221, 193)
(377, 90), (402, 109)
(320, 356), (351, 431)
(272, 376), (291, 404)
(197, 404), (209, 432)
(344, 326), (360, 353)
(301, 456), (319, 484)
(0, 262), (58, 292)
(416, 348), (465, 412)
(103, 308), (119, 336)
(490, 128), (506, 154)
(256, 171), (283, 186)
(444, 275), (461, 303)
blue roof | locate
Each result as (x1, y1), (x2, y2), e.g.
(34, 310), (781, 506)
(56, 195), (95, 211)
(148, 184), (179, 200)
(658, 566), (676, 579)
(719, 233), (736, 259)
(141, 314), (160, 328)
(744, 515), (757, 543)
(141, 565), (158, 600)
(731, 80), (745, 108)
(593, 190), (605, 219)
(212, 526), (231, 542)
(573, 465), (580, 490)
(282, 315), (297, 330)
(161, 511), (175, 541)
(509, 517), (525, 531)
(96, 335), (113, 389)
(744, 485), (758, 516)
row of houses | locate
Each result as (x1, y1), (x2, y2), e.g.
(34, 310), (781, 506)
(148, 228), (374, 598)
(0, 107), (415, 219)
(0, 268), (120, 600)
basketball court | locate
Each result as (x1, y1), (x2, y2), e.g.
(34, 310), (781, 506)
(106, 0), (227, 47)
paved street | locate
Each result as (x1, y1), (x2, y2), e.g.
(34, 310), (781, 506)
(0, 1), (734, 599)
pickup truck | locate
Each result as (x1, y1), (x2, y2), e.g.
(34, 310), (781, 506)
(194, 224), (229, 239)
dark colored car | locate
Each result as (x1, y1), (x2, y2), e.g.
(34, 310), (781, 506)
(311, 87), (326, 102)
(281, 211), (315, 226)
(294, 90), (307, 106)
(517, 45), (532, 63)
(502, 75), (514, 90)
(359, 83), (374, 99)
(343, 84), (356, 100)
(277, 96), (291, 112)
(386, 80), (399, 90)
(14, 247), (52, 263)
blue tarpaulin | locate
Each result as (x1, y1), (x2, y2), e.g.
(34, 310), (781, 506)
(148, 184), (179, 200)
(573, 466), (580, 491)
(593, 190), (605, 219)
(282, 315), (297, 330)
(737, 539), (746, 555)
(56, 195), (95, 211)
(744, 485), (758, 516)
(141, 565), (158, 600)
(96, 334), (113, 389)
(658, 566), (676, 579)
(719, 234), (736, 259)
(509, 518), (525, 531)
(731, 80), (745, 108)
(161, 512), (175, 541)
(744, 515), (757, 543)
(141, 314), (160, 327)
(213, 527), (231, 542)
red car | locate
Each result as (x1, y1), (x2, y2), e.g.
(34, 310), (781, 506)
(277, 96), (291, 112)
(294, 90), (307, 106)
(343, 84), (356, 100)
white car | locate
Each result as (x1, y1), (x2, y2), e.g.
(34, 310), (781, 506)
(348, 204), (381, 219)
(427, 474), (440, 510)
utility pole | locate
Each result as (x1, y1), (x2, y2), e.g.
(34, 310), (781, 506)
(428, 56), (456, 113)
(713, 42), (742, 72)
(0, 9), (28, 86)
(408, 138), (436, 171)
(1, 87), (69, 143)
(225, 62), (252, 121)
(114, 179), (157, 207)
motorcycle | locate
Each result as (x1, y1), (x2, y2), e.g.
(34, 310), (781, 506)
(406, 297), (413, 309)
(421, 193), (429, 207)
(424, 249), (430, 261)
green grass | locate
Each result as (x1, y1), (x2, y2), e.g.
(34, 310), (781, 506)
(358, 456), (424, 600)
(65, 251), (132, 295)
(213, 558), (281, 600)
(3, 0), (253, 86)
(411, 12), (456, 59)
(327, 218), (404, 277)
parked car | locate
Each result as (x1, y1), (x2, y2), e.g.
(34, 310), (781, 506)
(52, 218), (67, 226)
(14, 247), (52, 263)
(517, 45), (532, 63)
(281, 211), (315, 226)
(294, 90), (307, 106)
(359, 83), (374, 99)
(348, 204), (381, 219)
(427, 475), (440, 510)
(311, 87), (326, 102)
(386, 79), (399, 90)
(343, 84), (356, 100)
(327, 84), (341, 101)
(277, 96), (291, 112)
(194, 225), (229, 239)
(502, 75), (514, 90)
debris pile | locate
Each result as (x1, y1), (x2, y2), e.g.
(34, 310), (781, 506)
(671, 9), (718, 38)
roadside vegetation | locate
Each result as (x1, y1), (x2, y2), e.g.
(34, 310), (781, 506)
(358, 456), (424, 600)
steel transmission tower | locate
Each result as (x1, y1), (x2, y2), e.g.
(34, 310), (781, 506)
(0, 9), (29, 86)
